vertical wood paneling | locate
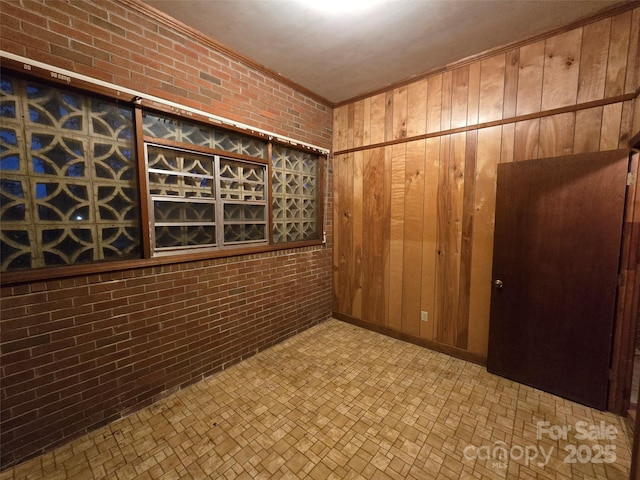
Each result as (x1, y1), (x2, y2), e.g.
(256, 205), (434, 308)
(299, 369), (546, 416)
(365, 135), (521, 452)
(539, 112), (576, 158)
(388, 143), (406, 331)
(427, 74), (443, 133)
(441, 71), (453, 131)
(619, 100), (634, 148)
(402, 140), (426, 337)
(362, 97), (372, 146)
(605, 11), (631, 97)
(467, 62), (481, 126)
(383, 146), (392, 327)
(332, 7), (637, 363)
(385, 91), (394, 142)
(451, 66), (470, 128)
(351, 151), (364, 318)
(479, 54), (506, 123)
(456, 130), (477, 349)
(393, 86), (408, 140)
(421, 138), (440, 340)
(517, 40), (545, 115)
(467, 125), (502, 357)
(435, 133), (466, 346)
(407, 79), (428, 137)
(514, 119), (540, 161)
(347, 103), (355, 150)
(541, 29), (583, 111)
(501, 124), (515, 164)
(353, 100), (365, 148)
(333, 153), (353, 314)
(601, 102), (623, 150)
(369, 93), (386, 145)
(574, 107), (603, 154)
(332, 106), (348, 151)
(362, 148), (388, 325)
(624, 7), (640, 95)
(503, 49), (519, 119)
(577, 18), (611, 103)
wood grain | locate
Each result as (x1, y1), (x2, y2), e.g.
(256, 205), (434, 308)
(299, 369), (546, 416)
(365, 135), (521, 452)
(624, 7), (640, 95)
(388, 143), (407, 331)
(362, 147), (389, 325)
(577, 18), (610, 103)
(435, 133), (466, 345)
(503, 49), (519, 119)
(385, 91), (394, 142)
(500, 123), (515, 164)
(601, 102), (623, 150)
(402, 140), (426, 337)
(451, 66), (470, 128)
(516, 40), (545, 115)
(393, 86), (408, 140)
(541, 29), (583, 111)
(479, 54), (506, 123)
(426, 74), (443, 133)
(331, 7), (638, 365)
(351, 150), (364, 318)
(605, 11), (631, 97)
(514, 118), (540, 162)
(369, 93), (386, 145)
(441, 71), (453, 131)
(539, 112), (575, 158)
(353, 100), (365, 148)
(467, 61), (481, 126)
(407, 79), (428, 137)
(467, 125), (501, 356)
(332, 106), (348, 152)
(421, 137), (440, 340)
(573, 107), (603, 154)
(362, 96), (371, 147)
(456, 130), (477, 349)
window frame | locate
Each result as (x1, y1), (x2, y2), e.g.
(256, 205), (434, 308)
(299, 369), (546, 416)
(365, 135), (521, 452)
(0, 65), (326, 285)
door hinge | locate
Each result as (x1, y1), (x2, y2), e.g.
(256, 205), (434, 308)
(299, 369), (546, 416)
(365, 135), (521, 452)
(628, 171), (636, 186)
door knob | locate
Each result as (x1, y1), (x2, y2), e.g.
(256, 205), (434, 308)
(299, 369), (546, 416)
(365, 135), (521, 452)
(494, 279), (503, 289)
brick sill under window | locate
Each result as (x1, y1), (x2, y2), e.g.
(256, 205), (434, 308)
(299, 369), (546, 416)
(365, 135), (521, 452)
(0, 239), (326, 286)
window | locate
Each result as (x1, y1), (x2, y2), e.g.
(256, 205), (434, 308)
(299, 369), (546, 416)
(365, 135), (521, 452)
(0, 71), (324, 275)
(272, 144), (319, 243)
(145, 144), (268, 254)
(0, 73), (140, 271)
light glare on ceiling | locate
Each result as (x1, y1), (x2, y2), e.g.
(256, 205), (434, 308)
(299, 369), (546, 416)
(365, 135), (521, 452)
(297, 0), (386, 14)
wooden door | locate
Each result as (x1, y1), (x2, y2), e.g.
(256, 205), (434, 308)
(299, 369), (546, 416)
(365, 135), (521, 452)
(487, 150), (629, 410)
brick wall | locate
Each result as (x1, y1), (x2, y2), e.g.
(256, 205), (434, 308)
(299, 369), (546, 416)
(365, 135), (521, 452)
(0, 0), (332, 146)
(0, 0), (334, 468)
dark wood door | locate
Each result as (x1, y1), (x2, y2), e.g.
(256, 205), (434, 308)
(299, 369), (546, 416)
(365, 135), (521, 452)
(487, 150), (629, 410)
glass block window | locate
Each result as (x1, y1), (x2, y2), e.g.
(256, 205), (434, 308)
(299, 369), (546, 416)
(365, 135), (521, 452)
(145, 143), (267, 254)
(271, 145), (320, 243)
(142, 112), (267, 159)
(0, 73), (140, 272)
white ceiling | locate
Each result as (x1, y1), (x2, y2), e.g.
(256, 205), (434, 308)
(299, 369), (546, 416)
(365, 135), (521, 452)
(144, 0), (626, 104)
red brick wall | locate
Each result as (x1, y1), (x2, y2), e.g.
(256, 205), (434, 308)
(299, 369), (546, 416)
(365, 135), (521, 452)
(0, 0), (334, 468)
(0, 0), (332, 147)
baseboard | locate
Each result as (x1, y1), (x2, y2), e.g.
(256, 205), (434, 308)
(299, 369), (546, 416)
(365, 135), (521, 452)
(332, 312), (487, 366)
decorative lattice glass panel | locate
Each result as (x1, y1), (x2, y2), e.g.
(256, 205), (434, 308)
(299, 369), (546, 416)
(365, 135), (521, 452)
(271, 145), (320, 243)
(0, 73), (140, 271)
(142, 111), (267, 159)
(219, 158), (267, 245)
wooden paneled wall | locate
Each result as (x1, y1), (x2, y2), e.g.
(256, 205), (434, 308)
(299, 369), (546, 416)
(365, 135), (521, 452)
(332, 6), (640, 362)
